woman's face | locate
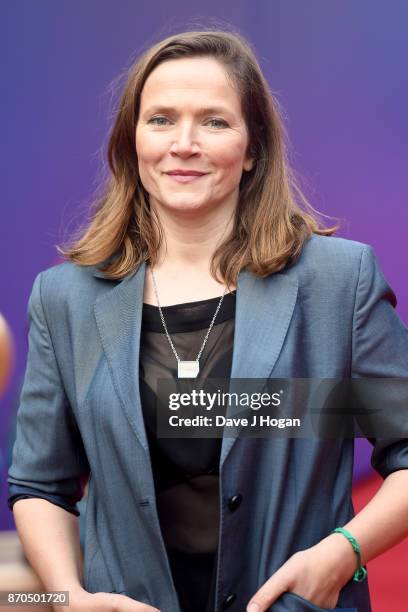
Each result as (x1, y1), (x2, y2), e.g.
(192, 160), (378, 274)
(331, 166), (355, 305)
(135, 56), (254, 216)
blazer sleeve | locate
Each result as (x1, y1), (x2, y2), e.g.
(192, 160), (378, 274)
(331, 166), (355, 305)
(351, 245), (408, 478)
(7, 485), (80, 516)
(7, 272), (90, 514)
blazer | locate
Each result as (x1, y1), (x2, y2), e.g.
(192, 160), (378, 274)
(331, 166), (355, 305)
(8, 234), (408, 612)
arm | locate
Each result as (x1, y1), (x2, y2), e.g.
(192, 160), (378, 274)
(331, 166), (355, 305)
(336, 245), (408, 570)
(7, 273), (88, 602)
(331, 468), (408, 570)
(246, 470), (408, 612)
(8, 272), (90, 506)
(12, 498), (84, 595)
(8, 273), (160, 612)
(246, 245), (408, 611)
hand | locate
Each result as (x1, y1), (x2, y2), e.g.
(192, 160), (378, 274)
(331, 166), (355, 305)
(62, 587), (161, 612)
(246, 533), (357, 611)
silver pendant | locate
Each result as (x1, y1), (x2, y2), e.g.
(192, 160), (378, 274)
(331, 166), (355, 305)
(178, 360), (200, 378)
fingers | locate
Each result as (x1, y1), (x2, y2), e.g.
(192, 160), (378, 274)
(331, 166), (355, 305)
(87, 592), (161, 612)
(246, 565), (292, 612)
(108, 593), (161, 611)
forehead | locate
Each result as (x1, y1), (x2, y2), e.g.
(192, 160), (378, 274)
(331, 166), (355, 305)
(139, 57), (242, 111)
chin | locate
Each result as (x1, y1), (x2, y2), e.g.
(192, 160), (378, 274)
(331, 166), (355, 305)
(162, 198), (210, 213)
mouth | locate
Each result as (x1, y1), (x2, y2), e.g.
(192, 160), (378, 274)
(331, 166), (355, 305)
(165, 173), (208, 183)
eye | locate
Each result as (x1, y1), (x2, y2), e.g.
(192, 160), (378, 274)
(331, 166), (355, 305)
(147, 116), (170, 126)
(206, 118), (229, 129)
(146, 116), (229, 128)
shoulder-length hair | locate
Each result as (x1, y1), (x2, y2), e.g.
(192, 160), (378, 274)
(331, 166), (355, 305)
(57, 28), (337, 283)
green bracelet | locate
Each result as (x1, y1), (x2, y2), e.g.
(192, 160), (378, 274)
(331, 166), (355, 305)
(332, 527), (367, 582)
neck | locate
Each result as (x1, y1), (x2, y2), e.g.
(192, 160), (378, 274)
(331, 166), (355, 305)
(149, 197), (236, 272)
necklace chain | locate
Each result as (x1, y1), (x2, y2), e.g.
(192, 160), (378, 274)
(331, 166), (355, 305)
(150, 267), (228, 364)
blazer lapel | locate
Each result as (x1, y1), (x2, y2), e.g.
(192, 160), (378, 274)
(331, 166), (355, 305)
(94, 261), (149, 452)
(220, 268), (299, 467)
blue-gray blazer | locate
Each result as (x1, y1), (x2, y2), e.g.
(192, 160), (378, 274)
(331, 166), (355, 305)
(8, 234), (408, 612)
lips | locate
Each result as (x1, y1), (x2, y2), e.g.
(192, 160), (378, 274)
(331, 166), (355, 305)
(166, 170), (207, 176)
(166, 173), (207, 183)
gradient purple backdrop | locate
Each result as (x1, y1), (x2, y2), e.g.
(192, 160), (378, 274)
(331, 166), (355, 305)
(1, 1), (407, 530)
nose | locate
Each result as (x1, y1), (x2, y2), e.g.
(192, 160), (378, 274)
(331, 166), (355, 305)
(169, 122), (200, 157)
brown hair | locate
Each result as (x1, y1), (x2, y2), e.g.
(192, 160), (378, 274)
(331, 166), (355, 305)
(57, 28), (338, 283)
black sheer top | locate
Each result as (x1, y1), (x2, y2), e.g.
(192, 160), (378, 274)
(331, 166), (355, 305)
(140, 291), (235, 555)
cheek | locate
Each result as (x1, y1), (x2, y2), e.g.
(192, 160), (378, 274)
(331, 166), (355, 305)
(211, 140), (248, 172)
(135, 131), (163, 165)
(209, 141), (249, 194)
(135, 135), (154, 190)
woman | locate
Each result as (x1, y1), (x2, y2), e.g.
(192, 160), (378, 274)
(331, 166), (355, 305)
(8, 29), (408, 612)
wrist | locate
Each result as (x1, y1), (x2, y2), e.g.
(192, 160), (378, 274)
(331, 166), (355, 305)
(332, 527), (367, 583)
(316, 533), (359, 585)
(60, 585), (88, 610)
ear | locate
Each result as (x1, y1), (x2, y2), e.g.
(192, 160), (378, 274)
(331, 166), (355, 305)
(243, 142), (255, 172)
(243, 156), (255, 172)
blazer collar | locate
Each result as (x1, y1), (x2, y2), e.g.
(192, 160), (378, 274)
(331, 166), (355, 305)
(93, 261), (298, 468)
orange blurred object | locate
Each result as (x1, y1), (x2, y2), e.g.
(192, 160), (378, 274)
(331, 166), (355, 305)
(0, 313), (15, 396)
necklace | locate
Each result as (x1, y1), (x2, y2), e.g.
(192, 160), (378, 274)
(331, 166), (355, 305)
(150, 268), (228, 378)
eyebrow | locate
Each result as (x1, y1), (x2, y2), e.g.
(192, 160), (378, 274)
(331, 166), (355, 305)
(141, 104), (235, 118)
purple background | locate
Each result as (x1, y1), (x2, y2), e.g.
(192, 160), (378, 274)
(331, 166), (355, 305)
(1, 1), (407, 530)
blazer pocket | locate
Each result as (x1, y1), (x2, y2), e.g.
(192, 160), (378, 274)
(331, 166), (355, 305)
(269, 591), (357, 612)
